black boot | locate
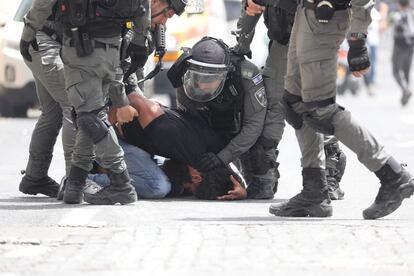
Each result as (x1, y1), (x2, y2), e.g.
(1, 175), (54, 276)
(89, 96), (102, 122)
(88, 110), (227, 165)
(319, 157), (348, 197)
(57, 176), (102, 201)
(83, 169), (137, 205)
(363, 157), (414, 219)
(246, 177), (275, 199)
(269, 168), (332, 217)
(19, 175), (59, 198)
(325, 142), (346, 200)
(246, 140), (279, 199)
(63, 166), (89, 204)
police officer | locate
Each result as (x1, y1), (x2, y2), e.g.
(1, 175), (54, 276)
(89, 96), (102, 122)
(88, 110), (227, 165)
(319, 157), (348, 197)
(167, 36), (268, 198)
(233, 0), (347, 200)
(19, 20), (76, 198)
(269, 0), (414, 219)
(20, 0), (149, 204)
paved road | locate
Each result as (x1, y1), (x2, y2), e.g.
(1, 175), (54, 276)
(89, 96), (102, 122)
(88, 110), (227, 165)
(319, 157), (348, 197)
(1, 44), (414, 275)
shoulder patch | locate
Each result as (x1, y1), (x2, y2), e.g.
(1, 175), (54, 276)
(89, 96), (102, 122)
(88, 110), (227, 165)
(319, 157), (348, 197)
(252, 74), (263, 85)
(254, 87), (267, 108)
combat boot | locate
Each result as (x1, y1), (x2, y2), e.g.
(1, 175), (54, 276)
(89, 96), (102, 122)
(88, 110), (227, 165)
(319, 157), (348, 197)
(63, 166), (89, 204)
(57, 176), (102, 201)
(19, 174), (59, 197)
(83, 169), (137, 205)
(325, 142), (346, 200)
(269, 168), (332, 217)
(246, 177), (275, 199)
(363, 157), (414, 219)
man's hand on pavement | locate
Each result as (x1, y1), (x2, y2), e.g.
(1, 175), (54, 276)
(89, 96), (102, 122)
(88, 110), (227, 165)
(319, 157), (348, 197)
(217, 175), (247, 200)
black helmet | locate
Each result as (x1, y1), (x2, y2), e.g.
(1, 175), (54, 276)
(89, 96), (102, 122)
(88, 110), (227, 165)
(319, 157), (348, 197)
(183, 37), (232, 102)
(166, 0), (188, 15)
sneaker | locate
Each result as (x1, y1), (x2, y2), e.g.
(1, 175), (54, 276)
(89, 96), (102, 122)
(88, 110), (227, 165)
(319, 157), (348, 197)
(327, 176), (345, 200)
(83, 184), (137, 205)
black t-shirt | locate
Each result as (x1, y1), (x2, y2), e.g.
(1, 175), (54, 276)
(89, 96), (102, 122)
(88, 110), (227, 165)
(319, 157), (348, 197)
(121, 109), (225, 168)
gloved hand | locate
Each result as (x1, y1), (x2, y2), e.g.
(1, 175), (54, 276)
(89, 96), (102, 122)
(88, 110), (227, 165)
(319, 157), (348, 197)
(229, 43), (252, 59)
(20, 39), (38, 62)
(199, 152), (224, 172)
(347, 39), (370, 73)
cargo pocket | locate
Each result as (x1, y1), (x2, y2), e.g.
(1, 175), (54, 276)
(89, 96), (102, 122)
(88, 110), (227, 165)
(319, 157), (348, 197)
(301, 58), (337, 99)
(66, 70), (86, 109)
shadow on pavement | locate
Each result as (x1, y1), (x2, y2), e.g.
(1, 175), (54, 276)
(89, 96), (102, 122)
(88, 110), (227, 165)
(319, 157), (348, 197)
(0, 196), (99, 210)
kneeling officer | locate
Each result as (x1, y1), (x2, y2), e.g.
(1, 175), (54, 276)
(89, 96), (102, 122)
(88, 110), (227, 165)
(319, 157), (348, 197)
(168, 37), (272, 198)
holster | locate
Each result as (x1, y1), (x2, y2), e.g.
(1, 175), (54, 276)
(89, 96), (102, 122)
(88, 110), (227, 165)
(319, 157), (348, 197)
(70, 27), (94, 57)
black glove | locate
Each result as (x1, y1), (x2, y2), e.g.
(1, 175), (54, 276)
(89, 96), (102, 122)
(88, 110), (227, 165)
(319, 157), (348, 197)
(19, 39), (38, 62)
(229, 44), (252, 59)
(347, 39), (370, 72)
(199, 152), (224, 172)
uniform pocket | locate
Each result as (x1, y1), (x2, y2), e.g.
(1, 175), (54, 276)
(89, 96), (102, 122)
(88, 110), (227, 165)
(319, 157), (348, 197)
(66, 70), (86, 109)
(304, 8), (349, 36)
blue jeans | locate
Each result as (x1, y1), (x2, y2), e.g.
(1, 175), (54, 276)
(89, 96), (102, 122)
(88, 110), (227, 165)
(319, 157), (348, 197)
(89, 139), (171, 198)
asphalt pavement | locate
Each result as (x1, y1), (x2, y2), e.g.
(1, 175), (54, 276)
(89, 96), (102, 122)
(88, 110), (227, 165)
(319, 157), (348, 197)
(0, 42), (414, 275)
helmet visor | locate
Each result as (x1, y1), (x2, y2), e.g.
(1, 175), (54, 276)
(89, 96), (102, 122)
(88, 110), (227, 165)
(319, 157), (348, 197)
(183, 68), (227, 102)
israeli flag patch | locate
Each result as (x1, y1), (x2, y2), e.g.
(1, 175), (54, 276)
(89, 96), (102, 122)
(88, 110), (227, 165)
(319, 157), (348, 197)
(252, 74), (263, 85)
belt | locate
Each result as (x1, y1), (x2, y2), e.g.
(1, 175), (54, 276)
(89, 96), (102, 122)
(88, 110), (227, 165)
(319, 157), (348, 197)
(69, 39), (119, 50)
(40, 26), (62, 43)
(300, 0), (350, 11)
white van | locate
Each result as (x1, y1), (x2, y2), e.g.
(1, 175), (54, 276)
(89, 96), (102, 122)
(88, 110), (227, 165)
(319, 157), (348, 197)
(0, 0), (37, 117)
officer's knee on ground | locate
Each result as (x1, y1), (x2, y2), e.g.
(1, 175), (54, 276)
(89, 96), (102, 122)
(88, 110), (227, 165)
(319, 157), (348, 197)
(76, 112), (110, 143)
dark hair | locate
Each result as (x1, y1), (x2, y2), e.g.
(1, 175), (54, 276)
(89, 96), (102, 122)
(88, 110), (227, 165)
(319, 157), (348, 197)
(162, 159), (189, 197)
(194, 167), (233, 200)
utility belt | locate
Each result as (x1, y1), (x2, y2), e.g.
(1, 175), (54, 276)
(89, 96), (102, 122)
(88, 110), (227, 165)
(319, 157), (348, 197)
(41, 26), (62, 43)
(66, 26), (120, 57)
(69, 39), (119, 50)
(298, 0), (350, 23)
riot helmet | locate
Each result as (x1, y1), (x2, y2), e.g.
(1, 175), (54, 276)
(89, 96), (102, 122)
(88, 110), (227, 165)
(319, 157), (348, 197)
(183, 37), (232, 102)
(166, 0), (188, 15)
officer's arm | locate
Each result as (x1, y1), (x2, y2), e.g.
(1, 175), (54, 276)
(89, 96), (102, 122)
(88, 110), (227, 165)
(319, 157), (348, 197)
(21, 0), (57, 42)
(217, 61), (267, 164)
(349, 0), (374, 37)
(233, 0), (261, 56)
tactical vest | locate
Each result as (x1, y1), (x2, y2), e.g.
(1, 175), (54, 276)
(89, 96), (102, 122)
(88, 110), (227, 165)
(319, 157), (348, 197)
(55, 0), (146, 27)
(263, 0), (297, 45)
(176, 54), (246, 143)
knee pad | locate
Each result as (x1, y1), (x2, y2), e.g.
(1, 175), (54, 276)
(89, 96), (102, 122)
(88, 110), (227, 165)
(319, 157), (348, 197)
(303, 104), (345, 135)
(76, 112), (110, 144)
(280, 90), (303, 129)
